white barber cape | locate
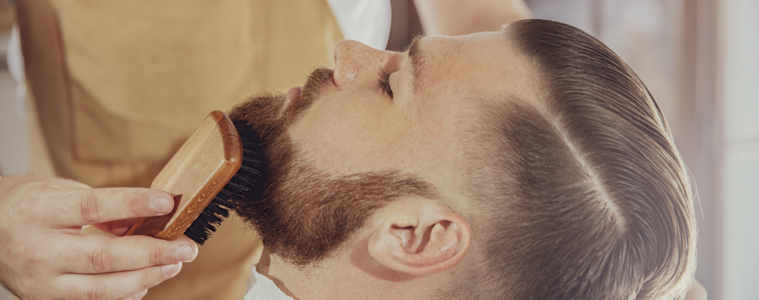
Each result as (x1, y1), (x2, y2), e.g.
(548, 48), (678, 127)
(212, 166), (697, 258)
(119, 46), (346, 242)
(243, 1), (390, 299)
(244, 268), (294, 300)
(327, 0), (392, 50)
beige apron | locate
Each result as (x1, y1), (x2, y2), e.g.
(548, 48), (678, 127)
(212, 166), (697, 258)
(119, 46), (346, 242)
(15, 1), (342, 299)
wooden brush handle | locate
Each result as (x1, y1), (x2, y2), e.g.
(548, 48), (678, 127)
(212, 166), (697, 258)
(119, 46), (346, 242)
(125, 111), (242, 240)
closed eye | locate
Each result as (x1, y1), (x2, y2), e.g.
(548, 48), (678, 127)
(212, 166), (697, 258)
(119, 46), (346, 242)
(378, 71), (394, 98)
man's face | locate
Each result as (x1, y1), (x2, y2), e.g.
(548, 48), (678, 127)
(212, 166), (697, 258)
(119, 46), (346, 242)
(288, 31), (539, 206)
(232, 30), (540, 265)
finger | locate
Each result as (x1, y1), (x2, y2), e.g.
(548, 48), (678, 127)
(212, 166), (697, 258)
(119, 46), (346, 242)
(121, 289), (148, 300)
(57, 263), (182, 300)
(55, 234), (197, 274)
(51, 187), (175, 226)
(94, 218), (142, 236)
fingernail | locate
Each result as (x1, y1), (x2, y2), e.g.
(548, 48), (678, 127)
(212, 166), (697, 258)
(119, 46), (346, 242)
(175, 243), (197, 261)
(161, 263), (182, 278)
(150, 194), (173, 214)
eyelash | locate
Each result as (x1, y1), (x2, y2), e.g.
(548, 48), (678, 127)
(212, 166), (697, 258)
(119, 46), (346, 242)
(378, 72), (394, 98)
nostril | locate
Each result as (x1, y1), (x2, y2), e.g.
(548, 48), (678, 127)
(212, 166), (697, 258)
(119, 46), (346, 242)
(333, 64), (359, 87)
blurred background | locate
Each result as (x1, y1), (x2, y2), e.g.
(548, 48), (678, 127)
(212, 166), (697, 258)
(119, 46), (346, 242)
(0, 0), (756, 299)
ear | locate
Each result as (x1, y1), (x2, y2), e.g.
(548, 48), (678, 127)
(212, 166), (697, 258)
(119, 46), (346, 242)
(367, 199), (471, 276)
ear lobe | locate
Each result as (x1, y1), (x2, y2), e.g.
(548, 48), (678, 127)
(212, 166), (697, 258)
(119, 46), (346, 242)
(368, 205), (471, 276)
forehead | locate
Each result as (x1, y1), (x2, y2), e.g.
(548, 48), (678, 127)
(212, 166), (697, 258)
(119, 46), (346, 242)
(411, 31), (545, 158)
(407, 31), (545, 196)
(414, 31), (543, 111)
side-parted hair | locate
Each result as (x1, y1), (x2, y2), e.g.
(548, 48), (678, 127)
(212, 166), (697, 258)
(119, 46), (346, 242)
(476, 20), (696, 299)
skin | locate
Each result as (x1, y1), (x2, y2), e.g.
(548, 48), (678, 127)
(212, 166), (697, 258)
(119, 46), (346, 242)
(414, 0), (531, 35)
(0, 176), (198, 300)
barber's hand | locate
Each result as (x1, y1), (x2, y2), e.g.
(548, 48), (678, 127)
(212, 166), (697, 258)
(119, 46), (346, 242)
(0, 176), (198, 300)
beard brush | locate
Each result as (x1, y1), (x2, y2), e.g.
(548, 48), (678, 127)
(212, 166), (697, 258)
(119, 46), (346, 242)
(123, 111), (266, 244)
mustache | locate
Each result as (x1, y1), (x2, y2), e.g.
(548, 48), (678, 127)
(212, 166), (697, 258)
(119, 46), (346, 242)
(301, 68), (335, 104)
(229, 68), (334, 139)
(302, 68), (335, 97)
(280, 68), (334, 127)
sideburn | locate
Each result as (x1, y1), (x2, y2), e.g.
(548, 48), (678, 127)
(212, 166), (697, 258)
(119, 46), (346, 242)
(233, 129), (434, 265)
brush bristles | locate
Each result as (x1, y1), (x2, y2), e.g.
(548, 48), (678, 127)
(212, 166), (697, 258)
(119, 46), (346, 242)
(184, 120), (267, 244)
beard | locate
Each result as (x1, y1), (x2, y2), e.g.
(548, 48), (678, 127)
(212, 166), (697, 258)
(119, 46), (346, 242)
(227, 69), (433, 266)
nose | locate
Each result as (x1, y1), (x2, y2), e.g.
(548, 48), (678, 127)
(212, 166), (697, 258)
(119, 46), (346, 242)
(333, 40), (401, 88)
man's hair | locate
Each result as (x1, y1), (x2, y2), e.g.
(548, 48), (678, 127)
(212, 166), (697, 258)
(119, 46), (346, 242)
(468, 20), (696, 299)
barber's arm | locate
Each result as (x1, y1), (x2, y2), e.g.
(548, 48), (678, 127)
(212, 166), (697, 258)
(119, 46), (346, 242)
(0, 175), (198, 300)
(413, 0), (531, 35)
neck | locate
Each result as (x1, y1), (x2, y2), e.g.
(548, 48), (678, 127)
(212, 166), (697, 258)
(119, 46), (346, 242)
(256, 249), (437, 300)
(256, 252), (332, 300)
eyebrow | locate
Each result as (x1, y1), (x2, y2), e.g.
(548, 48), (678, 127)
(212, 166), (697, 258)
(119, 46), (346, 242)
(406, 36), (427, 92)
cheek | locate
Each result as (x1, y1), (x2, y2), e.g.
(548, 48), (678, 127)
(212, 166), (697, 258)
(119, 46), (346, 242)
(287, 92), (413, 174)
